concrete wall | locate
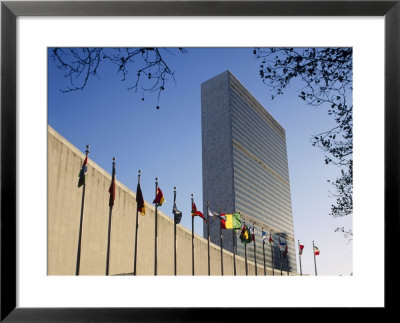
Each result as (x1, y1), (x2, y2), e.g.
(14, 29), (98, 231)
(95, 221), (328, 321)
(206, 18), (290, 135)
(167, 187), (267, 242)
(48, 126), (285, 275)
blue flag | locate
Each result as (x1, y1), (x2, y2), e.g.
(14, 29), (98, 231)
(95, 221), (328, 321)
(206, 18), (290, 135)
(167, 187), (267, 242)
(262, 231), (267, 242)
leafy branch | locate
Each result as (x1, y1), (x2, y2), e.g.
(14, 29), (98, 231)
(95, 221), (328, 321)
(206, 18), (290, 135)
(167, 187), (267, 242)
(254, 47), (353, 222)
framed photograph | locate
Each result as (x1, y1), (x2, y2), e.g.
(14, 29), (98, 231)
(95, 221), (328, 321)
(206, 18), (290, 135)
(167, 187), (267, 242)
(1, 0), (397, 320)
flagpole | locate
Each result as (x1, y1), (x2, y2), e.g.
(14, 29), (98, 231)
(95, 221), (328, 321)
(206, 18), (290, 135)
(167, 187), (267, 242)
(252, 224), (257, 276)
(298, 240), (302, 276)
(232, 228), (236, 276)
(207, 201), (210, 276)
(219, 207), (223, 276)
(270, 231), (274, 276)
(76, 145), (89, 276)
(106, 206), (113, 276)
(174, 187), (177, 276)
(191, 194), (194, 276)
(313, 240), (318, 276)
(286, 239), (289, 276)
(262, 228), (266, 276)
(244, 228), (248, 276)
(279, 237), (283, 276)
(105, 157), (115, 276)
(133, 170), (141, 276)
(154, 178), (158, 276)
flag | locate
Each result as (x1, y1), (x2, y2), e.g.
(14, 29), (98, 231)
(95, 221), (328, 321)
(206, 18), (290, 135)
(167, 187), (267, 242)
(218, 213), (227, 229)
(249, 227), (255, 241)
(191, 202), (207, 223)
(314, 245), (320, 255)
(268, 234), (274, 245)
(172, 203), (182, 224)
(283, 244), (288, 258)
(299, 244), (304, 255)
(108, 162), (116, 207)
(262, 231), (267, 242)
(136, 183), (145, 215)
(208, 209), (218, 221)
(240, 225), (252, 244)
(78, 156), (88, 187)
(153, 187), (165, 206)
(225, 212), (241, 229)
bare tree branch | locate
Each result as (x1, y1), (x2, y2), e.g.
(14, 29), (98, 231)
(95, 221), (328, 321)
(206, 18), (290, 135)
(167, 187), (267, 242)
(50, 47), (186, 108)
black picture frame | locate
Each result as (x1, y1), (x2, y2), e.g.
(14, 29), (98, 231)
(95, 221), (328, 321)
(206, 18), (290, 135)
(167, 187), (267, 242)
(1, 0), (397, 321)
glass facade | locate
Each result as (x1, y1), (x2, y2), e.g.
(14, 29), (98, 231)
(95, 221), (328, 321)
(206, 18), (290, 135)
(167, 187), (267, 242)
(201, 71), (296, 274)
(230, 84), (296, 273)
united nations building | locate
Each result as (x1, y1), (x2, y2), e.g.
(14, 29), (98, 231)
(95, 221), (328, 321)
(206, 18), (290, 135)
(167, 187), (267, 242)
(201, 71), (297, 274)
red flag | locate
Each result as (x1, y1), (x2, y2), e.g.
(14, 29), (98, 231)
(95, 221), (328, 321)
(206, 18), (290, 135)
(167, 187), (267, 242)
(191, 202), (207, 223)
(153, 187), (165, 206)
(283, 244), (288, 258)
(299, 244), (304, 255)
(219, 213), (226, 229)
(250, 227), (255, 241)
(268, 235), (274, 245)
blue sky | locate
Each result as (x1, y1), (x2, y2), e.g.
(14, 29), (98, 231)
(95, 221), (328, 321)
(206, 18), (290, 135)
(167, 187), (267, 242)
(48, 47), (352, 276)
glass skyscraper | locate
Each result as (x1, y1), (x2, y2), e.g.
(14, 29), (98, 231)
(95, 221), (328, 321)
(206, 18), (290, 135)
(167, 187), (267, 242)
(201, 71), (296, 274)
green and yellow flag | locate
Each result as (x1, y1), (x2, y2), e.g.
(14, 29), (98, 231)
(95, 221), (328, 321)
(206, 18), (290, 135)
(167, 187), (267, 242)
(225, 212), (241, 229)
(240, 225), (252, 244)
